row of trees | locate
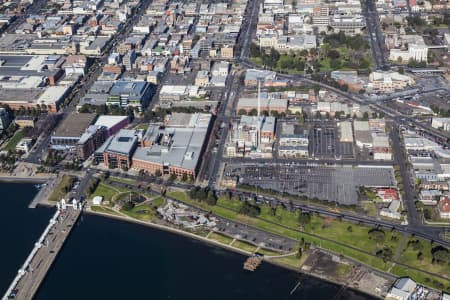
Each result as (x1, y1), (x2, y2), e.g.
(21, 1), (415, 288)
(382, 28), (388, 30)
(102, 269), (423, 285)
(143, 106), (210, 122)
(368, 227), (450, 267)
(14, 105), (47, 117)
(239, 200), (261, 217)
(78, 104), (136, 120)
(188, 186), (217, 206)
(323, 32), (369, 51)
(86, 177), (100, 197)
(430, 105), (450, 118)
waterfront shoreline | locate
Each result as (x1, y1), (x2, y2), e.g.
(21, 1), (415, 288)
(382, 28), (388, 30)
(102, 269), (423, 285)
(0, 176), (50, 183)
(85, 209), (383, 300)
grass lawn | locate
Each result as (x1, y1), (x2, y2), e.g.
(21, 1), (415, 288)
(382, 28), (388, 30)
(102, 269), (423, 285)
(48, 175), (74, 202)
(151, 196), (165, 207)
(3, 129), (24, 151)
(232, 240), (258, 252)
(109, 176), (135, 185)
(250, 57), (263, 66)
(257, 248), (282, 256)
(209, 232), (234, 245)
(271, 255), (302, 269)
(91, 205), (120, 216)
(90, 183), (119, 204)
(303, 216), (401, 255)
(167, 191), (449, 285)
(121, 203), (156, 222)
(259, 204), (300, 229)
(217, 197), (242, 211)
(397, 238), (450, 280)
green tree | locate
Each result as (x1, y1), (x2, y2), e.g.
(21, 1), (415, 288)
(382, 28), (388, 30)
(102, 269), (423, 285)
(238, 109), (247, 115)
(181, 173), (188, 182)
(368, 229), (386, 244)
(330, 59), (341, 69)
(239, 201), (261, 217)
(432, 246), (450, 264)
(298, 211), (311, 226)
(278, 55), (294, 70)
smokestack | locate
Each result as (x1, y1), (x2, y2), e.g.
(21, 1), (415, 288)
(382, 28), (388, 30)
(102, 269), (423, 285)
(257, 78), (260, 118)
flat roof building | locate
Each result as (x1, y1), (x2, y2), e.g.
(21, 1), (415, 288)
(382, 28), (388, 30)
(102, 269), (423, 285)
(132, 113), (212, 178)
(76, 125), (108, 160)
(237, 97), (288, 114)
(94, 115), (129, 137)
(339, 121), (353, 142)
(51, 113), (97, 150)
(107, 80), (152, 111)
(98, 129), (139, 170)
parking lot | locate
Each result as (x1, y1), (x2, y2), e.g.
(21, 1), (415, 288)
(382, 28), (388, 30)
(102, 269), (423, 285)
(309, 122), (354, 159)
(215, 218), (296, 252)
(226, 163), (396, 205)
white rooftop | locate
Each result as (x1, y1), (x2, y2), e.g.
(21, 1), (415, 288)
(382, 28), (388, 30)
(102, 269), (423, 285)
(95, 115), (128, 129)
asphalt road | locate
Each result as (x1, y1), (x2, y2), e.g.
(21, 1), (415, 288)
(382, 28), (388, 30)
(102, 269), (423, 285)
(106, 171), (450, 247)
(363, 0), (388, 69)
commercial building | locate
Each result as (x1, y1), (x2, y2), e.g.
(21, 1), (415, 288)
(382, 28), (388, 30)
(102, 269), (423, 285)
(36, 85), (71, 112)
(96, 129), (139, 169)
(94, 115), (129, 137)
(51, 113), (97, 150)
(227, 115), (276, 156)
(237, 97), (288, 114)
(368, 71), (415, 92)
(373, 135), (392, 160)
(329, 15), (365, 35)
(278, 123), (309, 157)
(76, 125), (108, 160)
(354, 120), (373, 148)
(107, 81), (152, 111)
(244, 69), (277, 86)
(159, 85), (200, 102)
(14, 116), (35, 128)
(338, 121), (353, 142)
(195, 70), (210, 87)
(132, 113), (212, 178)
(0, 55), (68, 112)
(431, 117), (450, 132)
(388, 35), (428, 63)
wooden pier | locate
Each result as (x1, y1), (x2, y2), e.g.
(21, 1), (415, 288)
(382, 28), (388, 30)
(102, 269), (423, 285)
(243, 255), (263, 271)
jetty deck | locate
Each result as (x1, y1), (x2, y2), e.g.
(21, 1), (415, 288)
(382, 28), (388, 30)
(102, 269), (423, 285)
(2, 206), (81, 300)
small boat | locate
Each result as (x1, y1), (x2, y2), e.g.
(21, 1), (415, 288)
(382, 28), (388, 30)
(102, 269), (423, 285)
(34, 184), (43, 190)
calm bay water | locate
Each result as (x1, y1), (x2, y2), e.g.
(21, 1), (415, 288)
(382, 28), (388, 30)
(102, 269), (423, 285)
(0, 183), (374, 300)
